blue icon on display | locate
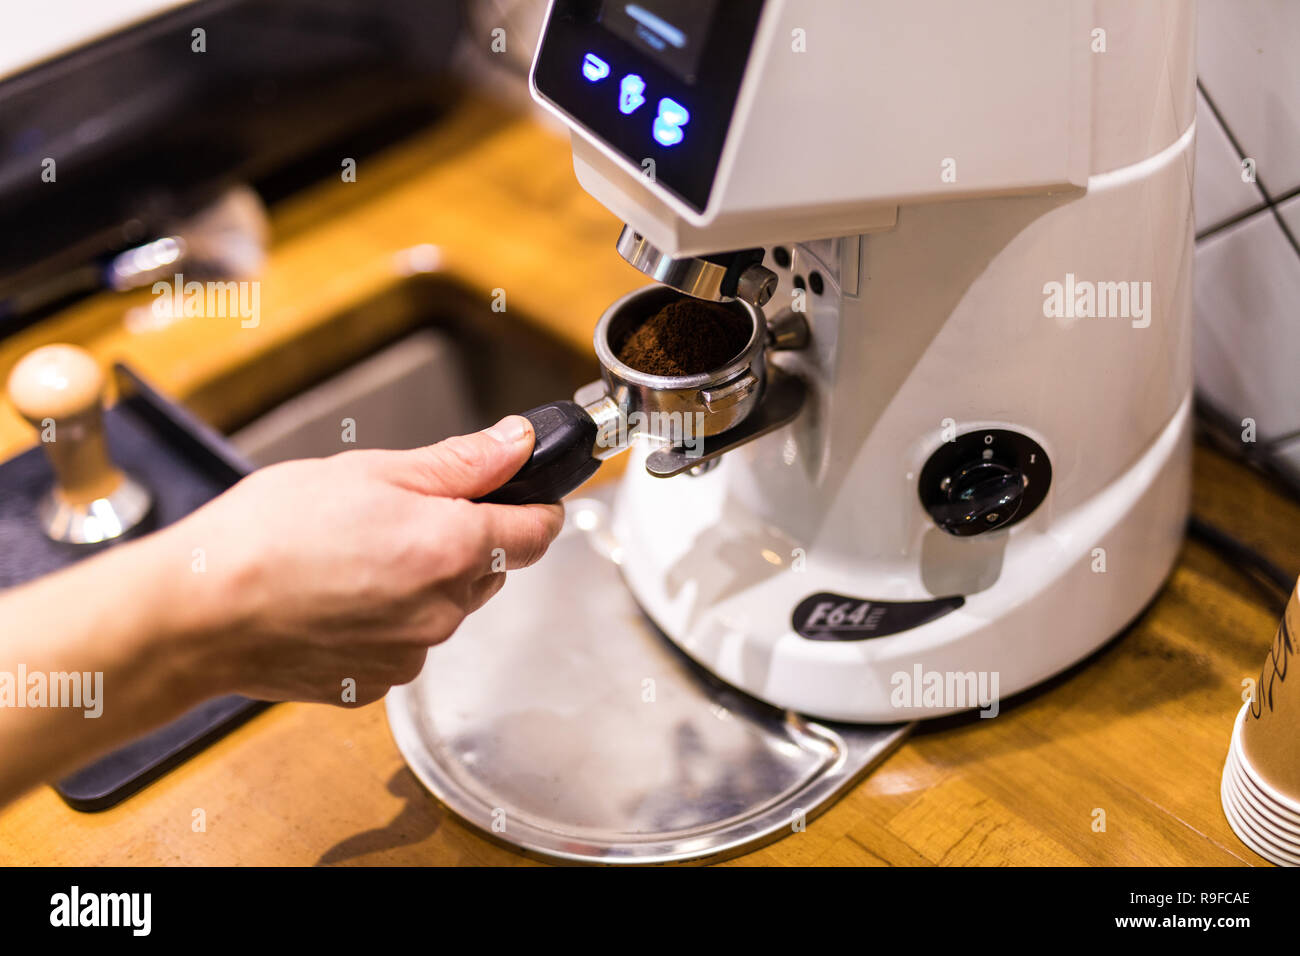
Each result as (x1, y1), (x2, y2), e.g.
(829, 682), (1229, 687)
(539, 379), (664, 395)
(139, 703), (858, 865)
(619, 74), (646, 115)
(652, 97), (690, 147)
(582, 53), (610, 82)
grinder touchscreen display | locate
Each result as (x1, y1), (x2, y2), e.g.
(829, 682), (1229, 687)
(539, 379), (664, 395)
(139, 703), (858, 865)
(599, 2), (717, 83)
(532, 0), (764, 213)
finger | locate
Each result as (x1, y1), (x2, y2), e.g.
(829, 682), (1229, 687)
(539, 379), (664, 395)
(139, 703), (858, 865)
(340, 684), (390, 708)
(380, 416), (536, 499)
(464, 571), (507, 614)
(387, 646), (431, 686)
(471, 501), (565, 571)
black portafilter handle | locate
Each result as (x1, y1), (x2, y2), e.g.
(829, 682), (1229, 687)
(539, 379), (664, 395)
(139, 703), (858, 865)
(473, 400), (602, 505)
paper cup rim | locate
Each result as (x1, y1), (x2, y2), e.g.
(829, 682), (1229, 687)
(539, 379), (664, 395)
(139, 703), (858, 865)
(1222, 786), (1300, 865)
(1224, 760), (1300, 845)
(1225, 745), (1300, 826)
(1227, 746), (1300, 829)
(1221, 773), (1300, 865)
(1231, 702), (1300, 815)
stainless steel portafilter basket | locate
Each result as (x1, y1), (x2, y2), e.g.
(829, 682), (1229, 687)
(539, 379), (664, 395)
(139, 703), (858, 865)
(477, 285), (807, 505)
(585, 284), (767, 447)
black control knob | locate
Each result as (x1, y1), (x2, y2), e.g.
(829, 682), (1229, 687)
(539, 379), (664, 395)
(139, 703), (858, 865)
(927, 461), (1025, 536)
(918, 429), (1052, 537)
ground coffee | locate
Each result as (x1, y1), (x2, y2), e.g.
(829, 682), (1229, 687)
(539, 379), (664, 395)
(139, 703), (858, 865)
(616, 297), (751, 376)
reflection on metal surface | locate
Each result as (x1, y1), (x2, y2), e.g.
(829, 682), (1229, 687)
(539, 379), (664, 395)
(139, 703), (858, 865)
(616, 226), (731, 301)
(644, 368), (807, 478)
(37, 472), (152, 544)
(615, 226), (777, 308)
(386, 491), (911, 864)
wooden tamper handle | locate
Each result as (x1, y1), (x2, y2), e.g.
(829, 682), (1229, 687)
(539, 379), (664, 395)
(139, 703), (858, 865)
(8, 344), (124, 504)
(5, 344), (151, 543)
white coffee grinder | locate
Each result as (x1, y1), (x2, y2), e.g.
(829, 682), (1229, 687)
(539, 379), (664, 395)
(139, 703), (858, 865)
(388, 0), (1196, 862)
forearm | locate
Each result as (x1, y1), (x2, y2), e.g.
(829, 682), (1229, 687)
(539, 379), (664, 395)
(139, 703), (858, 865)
(0, 531), (229, 807)
(0, 424), (561, 808)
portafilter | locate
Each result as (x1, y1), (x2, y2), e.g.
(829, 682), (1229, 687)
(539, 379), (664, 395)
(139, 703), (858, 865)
(476, 285), (805, 505)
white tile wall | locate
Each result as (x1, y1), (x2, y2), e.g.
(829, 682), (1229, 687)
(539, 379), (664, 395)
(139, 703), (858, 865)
(1198, 0), (1300, 197)
(1195, 92), (1267, 233)
(1278, 191), (1300, 241)
(1194, 209), (1300, 440)
(1195, 0), (1300, 484)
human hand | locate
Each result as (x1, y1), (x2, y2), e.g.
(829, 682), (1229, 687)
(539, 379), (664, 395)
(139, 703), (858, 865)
(151, 415), (563, 706)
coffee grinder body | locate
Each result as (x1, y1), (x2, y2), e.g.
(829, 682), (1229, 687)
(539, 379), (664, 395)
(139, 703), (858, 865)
(529, 0), (1196, 720)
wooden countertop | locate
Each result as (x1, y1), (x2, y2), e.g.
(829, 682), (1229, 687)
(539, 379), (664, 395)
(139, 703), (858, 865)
(0, 94), (1295, 866)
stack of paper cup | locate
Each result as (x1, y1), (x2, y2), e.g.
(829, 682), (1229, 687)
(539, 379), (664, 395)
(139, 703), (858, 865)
(1222, 578), (1300, 866)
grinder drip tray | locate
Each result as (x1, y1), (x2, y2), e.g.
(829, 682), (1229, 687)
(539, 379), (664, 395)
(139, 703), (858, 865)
(385, 489), (911, 865)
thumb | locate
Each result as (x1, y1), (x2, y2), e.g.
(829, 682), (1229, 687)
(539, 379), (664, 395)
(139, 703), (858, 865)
(391, 416), (535, 499)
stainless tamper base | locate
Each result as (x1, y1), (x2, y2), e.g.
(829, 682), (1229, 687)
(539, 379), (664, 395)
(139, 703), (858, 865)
(37, 472), (152, 544)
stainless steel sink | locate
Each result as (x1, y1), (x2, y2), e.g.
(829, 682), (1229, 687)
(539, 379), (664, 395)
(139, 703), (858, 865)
(192, 275), (598, 462)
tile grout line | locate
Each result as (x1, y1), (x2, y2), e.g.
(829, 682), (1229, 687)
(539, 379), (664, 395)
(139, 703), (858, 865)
(1197, 81), (1300, 259)
(1196, 201), (1271, 243)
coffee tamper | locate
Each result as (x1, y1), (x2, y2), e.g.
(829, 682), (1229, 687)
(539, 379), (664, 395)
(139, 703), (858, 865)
(6, 344), (152, 544)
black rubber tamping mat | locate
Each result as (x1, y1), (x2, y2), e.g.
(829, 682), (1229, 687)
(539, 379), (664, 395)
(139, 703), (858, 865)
(0, 364), (268, 810)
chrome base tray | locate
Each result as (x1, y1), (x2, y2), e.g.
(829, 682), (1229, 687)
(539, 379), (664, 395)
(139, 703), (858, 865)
(386, 492), (911, 864)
